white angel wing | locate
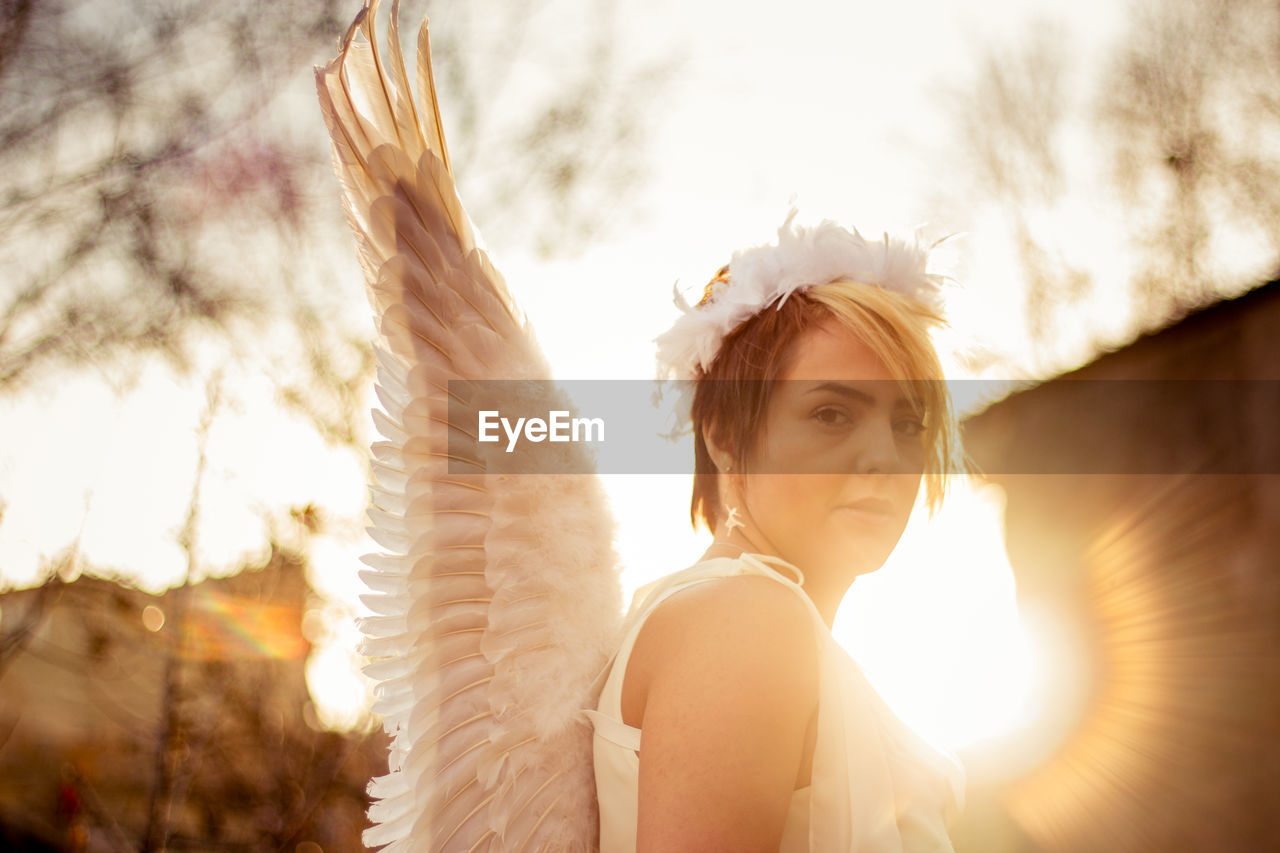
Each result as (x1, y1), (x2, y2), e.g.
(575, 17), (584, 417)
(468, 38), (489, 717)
(316, 3), (623, 850)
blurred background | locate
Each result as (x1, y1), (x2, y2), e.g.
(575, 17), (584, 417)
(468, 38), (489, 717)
(1, 0), (1277, 849)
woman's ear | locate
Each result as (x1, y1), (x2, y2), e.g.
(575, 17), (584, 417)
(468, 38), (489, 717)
(701, 427), (734, 474)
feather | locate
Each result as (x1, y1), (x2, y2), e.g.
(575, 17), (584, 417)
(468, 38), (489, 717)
(317, 7), (623, 847)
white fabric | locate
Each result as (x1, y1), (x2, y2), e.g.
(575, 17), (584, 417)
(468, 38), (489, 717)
(587, 553), (964, 852)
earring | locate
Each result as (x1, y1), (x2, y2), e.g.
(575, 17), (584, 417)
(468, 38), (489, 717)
(724, 505), (746, 535)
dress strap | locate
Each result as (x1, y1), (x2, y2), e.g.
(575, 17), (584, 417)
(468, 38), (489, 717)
(739, 551), (806, 587)
(583, 708), (641, 751)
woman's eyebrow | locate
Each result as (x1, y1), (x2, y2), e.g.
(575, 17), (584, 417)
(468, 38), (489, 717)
(803, 381), (922, 413)
(802, 381), (877, 405)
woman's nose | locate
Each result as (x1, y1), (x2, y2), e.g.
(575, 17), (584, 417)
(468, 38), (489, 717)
(851, 417), (903, 475)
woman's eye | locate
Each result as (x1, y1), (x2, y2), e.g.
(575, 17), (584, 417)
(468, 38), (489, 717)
(812, 407), (850, 426)
(896, 418), (926, 438)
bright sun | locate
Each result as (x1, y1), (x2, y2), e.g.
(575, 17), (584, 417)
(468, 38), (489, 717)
(833, 476), (1043, 753)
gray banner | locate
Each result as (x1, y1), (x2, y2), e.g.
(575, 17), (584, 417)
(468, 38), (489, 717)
(438, 379), (1280, 475)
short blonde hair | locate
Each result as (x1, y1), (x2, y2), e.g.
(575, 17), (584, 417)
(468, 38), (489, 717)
(690, 277), (965, 531)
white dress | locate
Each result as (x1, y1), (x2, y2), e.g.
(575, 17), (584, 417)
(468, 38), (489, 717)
(586, 553), (965, 852)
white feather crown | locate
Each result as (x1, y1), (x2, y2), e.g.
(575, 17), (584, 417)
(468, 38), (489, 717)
(653, 209), (947, 431)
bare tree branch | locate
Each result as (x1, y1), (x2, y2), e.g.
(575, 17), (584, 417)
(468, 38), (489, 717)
(142, 374), (218, 853)
(1096, 0), (1280, 315)
(942, 0), (1280, 371)
(0, 0), (664, 398)
(0, 577), (60, 679)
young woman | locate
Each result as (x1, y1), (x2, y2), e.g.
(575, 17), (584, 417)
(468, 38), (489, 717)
(318, 5), (963, 849)
(588, 214), (967, 852)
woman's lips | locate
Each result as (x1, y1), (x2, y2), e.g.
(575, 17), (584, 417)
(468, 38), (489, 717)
(836, 498), (894, 521)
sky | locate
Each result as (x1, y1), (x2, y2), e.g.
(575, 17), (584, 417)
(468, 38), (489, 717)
(477, 0), (1133, 751)
(0, 0), (1145, 754)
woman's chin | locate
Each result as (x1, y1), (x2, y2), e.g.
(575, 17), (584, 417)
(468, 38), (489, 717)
(809, 542), (892, 581)
(828, 523), (903, 568)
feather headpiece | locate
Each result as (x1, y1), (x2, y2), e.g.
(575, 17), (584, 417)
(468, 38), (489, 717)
(654, 209), (946, 428)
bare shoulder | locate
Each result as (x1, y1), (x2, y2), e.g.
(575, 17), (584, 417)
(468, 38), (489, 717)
(622, 573), (818, 730)
(653, 573), (815, 649)
(624, 573), (820, 851)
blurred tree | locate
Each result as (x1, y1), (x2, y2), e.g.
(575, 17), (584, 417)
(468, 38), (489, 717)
(947, 24), (1092, 363)
(943, 0), (1280, 370)
(0, 0), (660, 422)
(0, 0), (663, 845)
(0, 539), (387, 850)
(1, 0), (345, 398)
(0, 0), (664, 597)
(425, 0), (666, 258)
(1098, 0), (1280, 318)
(0, 371), (379, 850)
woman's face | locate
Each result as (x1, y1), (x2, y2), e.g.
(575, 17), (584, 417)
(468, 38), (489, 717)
(735, 317), (925, 580)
